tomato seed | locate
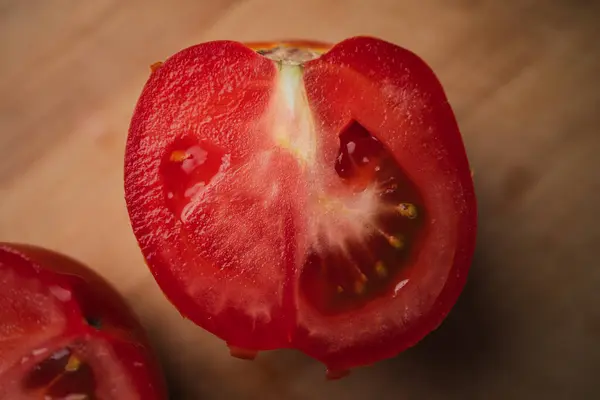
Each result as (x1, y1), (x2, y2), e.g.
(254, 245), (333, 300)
(353, 273), (368, 294)
(377, 229), (404, 249)
(397, 203), (418, 219)
(64, 354), (81, 372)
(374, 261), (387, 278)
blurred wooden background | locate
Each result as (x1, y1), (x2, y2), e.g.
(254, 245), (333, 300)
(1, 0), (600, 399)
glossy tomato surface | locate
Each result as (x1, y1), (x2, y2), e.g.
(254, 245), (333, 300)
(0, 243), (168, 399)
(125, 36), (477, 374)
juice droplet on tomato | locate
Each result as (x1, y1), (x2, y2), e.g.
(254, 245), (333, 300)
(160, 136), (229, 220)
(300, 121), (425, 314)
(23, 346), (97, 399)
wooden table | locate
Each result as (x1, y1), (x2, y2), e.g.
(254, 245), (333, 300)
(1, 1), (599, 398)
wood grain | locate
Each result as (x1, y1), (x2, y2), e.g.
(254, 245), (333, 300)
(1, 0), (599, 399)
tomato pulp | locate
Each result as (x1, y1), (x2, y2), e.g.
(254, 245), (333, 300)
(125, 36), (477, 376)
(0, 243), (168, 399)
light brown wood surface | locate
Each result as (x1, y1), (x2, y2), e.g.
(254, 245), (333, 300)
(1, 0), (599, 399)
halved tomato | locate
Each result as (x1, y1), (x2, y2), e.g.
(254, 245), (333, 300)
(124, 36), (477, 376)
(0, 243), (168, 399)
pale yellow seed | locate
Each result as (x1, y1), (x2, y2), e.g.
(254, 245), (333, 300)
(375, 261), (387, 278)
(65, 354), (81, 372)
(170, 150), (189, 162)
(376, 228), (405, 249)
(397, 203), (418, 219)
(388, 235), (404, 249)
(336, 285), (344, 294)
(354, 273), (368, 294)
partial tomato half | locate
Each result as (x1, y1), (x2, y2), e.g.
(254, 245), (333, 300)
(0, 243), (168, 399)
(125, 36), (477, 376)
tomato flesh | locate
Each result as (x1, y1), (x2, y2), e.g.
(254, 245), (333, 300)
(0, 244), (167, 399)
(125, 36), (477, 373)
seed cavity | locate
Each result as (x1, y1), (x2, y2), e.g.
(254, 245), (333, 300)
(22, 346), (96, 399)
(290, 115), (426, 315)
(161, 137), (229, 219)
(298, 120), (426, 314)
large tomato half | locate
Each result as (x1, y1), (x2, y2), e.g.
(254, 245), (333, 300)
(0, 243), (168, 399)
(125, 36), (477, 376)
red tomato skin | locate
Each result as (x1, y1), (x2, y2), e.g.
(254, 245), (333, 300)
(125, 36), (477, 373)
(0, 243), (168, 400)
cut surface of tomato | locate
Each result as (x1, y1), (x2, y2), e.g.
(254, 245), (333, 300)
(125, 36), (477, 373)
(0, 243), (167, 399)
